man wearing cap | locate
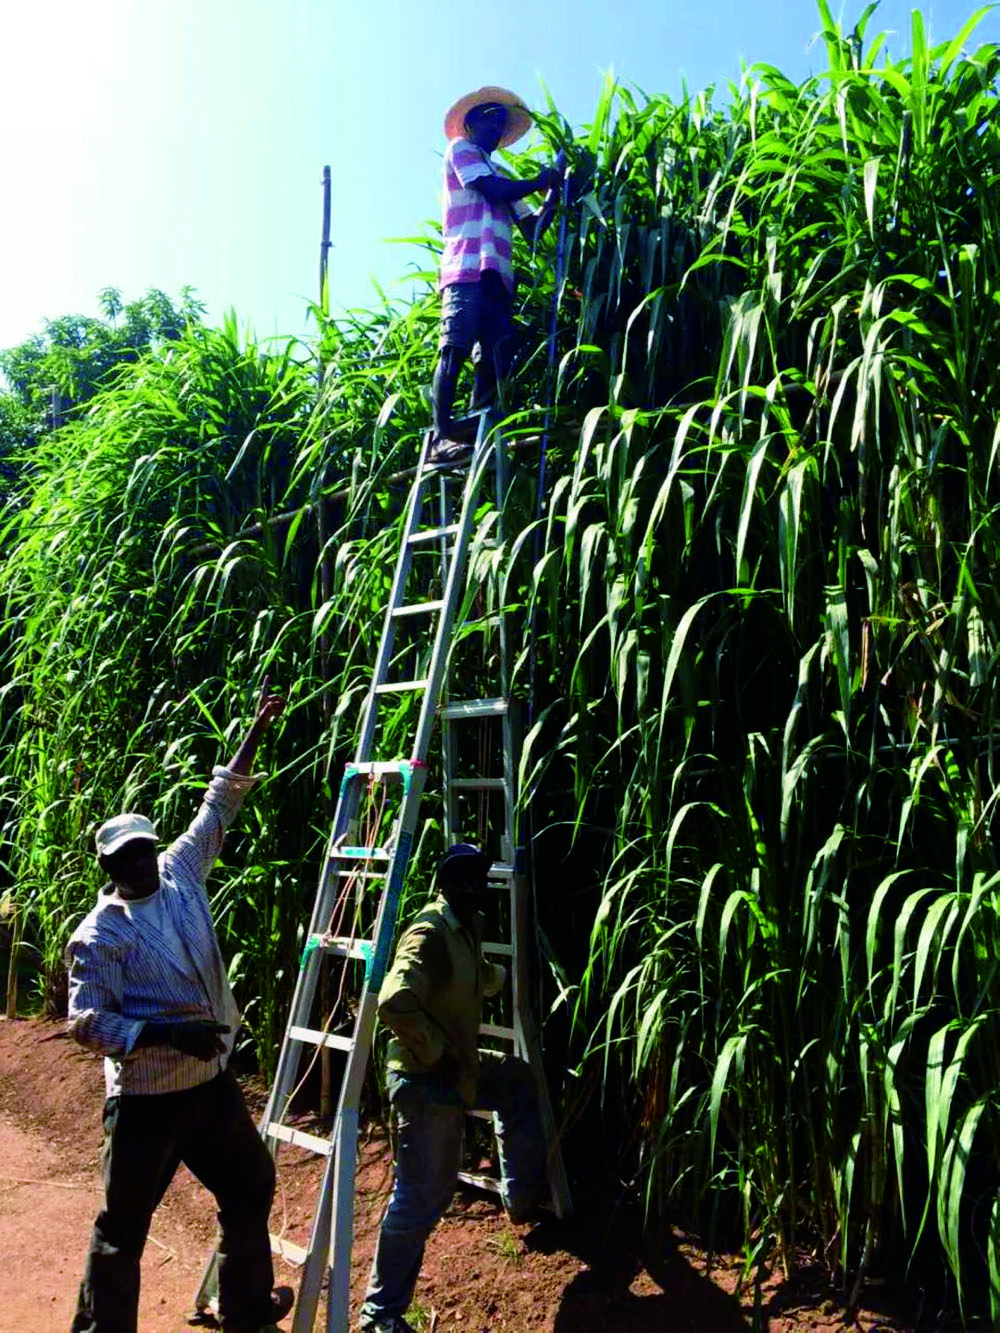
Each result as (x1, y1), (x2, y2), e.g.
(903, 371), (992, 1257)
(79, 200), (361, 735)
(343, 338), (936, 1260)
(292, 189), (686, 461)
(429, 86), (562, 464)
(359, 842), (548, 1333)
(66, 689), (293, 1333)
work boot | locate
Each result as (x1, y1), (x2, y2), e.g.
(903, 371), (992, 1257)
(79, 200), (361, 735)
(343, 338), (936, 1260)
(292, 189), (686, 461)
(358, 1317), (416, 1333)
(220, 1285), (295, 1331)
(428, 435), (473, 465)
(505, 1183), (549, 1225)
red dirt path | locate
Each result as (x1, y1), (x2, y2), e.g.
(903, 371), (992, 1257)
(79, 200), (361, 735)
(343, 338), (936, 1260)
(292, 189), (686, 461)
(0, 1017), (920, 1331)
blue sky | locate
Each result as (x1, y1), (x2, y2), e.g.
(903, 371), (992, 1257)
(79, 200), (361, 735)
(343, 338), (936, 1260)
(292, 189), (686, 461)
(2, 0), (997, 352)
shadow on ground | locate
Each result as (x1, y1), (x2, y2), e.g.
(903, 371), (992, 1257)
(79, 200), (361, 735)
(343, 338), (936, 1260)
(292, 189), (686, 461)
(524, 1204), (750, 1333)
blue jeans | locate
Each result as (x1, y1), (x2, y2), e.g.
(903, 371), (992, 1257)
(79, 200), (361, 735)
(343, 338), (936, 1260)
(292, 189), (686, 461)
(360, 1052), (546, 1326)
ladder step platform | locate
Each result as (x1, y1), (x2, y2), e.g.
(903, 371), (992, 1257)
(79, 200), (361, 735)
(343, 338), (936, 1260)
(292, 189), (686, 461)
(265, 1123), (334, 1157)
(439, 697), (509, 719)
(344, 761), (422, 780)
(289, 1025), (354, 1052)
(374, 679), (430, 694)
(270, 1234), (309, 1266)
(391, 600), (446, 618)
(457, 1169), (502, 1195)
(331, 845), (391, 861)
(480, 1022), (517, 1042)
(305, 932), (371, 960)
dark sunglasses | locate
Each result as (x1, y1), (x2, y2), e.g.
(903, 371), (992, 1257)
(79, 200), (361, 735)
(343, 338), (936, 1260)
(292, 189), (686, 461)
(473, 104), (507, 121)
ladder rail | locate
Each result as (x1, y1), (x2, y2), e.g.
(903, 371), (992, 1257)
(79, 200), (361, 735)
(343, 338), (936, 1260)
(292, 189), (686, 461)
(263, 780), (364, 1126)
(193, 769), (368, 1316)
(353, 430), (437, 764)
(409, 419), (493, 764)
(295, 786), (424, 1333)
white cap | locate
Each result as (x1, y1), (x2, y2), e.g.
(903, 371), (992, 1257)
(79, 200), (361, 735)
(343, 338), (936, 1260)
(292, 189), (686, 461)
(94, 813), (158, 858)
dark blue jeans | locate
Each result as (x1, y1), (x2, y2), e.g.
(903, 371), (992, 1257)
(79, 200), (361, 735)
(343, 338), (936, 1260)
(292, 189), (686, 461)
(360, 1052), (546, 1326)
(70, 1071), (275, 1333)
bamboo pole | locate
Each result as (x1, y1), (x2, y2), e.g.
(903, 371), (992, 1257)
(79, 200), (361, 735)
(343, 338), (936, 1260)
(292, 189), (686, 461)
(319, 166), (332, 314)
(318, 165), (334, 1119)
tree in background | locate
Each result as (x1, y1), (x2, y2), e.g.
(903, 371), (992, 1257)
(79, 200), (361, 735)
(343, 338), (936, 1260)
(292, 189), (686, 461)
(0, 285), (205, 430)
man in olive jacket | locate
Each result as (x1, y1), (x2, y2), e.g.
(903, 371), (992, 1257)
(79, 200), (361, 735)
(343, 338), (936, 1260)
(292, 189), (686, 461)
(359, 843), (547, 1333)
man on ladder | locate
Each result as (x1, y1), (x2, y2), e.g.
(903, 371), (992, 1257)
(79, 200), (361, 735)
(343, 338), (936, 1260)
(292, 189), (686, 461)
(429, 85), (561, 464)
(359, 843), (548, 1333)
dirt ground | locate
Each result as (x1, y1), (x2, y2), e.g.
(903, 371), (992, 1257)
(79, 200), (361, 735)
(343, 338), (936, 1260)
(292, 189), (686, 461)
(0, 1017), (926, 1332)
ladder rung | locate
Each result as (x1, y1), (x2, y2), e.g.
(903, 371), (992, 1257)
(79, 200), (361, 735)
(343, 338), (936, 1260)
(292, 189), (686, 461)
(333, 846), (391, 861)
(266, 1123), (333, 1157)
(374, 680), (430, 694)
(289, 1024), (354, 1052)
(391, 600), (445, 618)
(408, 524), (460, 545)
(307, 933), (371, 960)
(468, 1108), (494, 1122)
(345, 761), (416, 779)
(334, 868), (384, 879)
(449, 778), (508, 791)
(439, 698), (509, 719)
(488, 863), (514, 879)
(458, 1169), (503, 1194)
(480, 1023), (516, 1041)
(453, 410), (491, 429)
(482, 941), (513, 956)
(270, 1233), (308, 1266)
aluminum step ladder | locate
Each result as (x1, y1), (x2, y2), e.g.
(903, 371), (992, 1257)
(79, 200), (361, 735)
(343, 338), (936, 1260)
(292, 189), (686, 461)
(194, 408), (568, 1333)
(440, 616), (571, 1219)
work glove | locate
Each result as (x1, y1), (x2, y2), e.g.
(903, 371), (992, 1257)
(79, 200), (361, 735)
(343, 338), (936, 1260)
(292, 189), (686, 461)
(141, 1019), (230, 1061)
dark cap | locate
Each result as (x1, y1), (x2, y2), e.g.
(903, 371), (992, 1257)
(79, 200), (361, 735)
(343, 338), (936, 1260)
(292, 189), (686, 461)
(437, 842), (492, 883)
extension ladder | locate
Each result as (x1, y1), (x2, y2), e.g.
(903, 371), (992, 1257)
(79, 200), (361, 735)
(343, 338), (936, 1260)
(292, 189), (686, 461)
(193, 410), (569, 1333)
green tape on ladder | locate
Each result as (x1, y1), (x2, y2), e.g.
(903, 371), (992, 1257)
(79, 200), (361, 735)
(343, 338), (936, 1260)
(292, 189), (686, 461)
(399, 758), (426, 796)
(359, 939), (374, 983)
(299, 934), (321, 972)
(337, 765), (357, 802)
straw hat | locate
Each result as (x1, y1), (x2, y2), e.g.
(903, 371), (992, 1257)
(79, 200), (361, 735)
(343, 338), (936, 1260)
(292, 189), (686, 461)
(444, 86), (533, 148)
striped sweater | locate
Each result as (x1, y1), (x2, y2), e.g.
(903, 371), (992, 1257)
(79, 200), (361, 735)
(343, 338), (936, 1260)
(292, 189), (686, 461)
(439, 137), (532, 295)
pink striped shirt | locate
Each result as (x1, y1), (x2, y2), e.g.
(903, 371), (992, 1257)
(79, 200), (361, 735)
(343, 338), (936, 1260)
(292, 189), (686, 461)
(440, 137), (532, 295)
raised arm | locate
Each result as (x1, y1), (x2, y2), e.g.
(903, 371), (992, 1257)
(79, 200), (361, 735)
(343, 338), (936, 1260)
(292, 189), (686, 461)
(164, 686), (286, 884)
(226, 687), (286, 775)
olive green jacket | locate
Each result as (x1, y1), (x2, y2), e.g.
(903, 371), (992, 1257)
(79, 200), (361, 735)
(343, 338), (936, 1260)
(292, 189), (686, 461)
(377, 895), (505, 1106)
